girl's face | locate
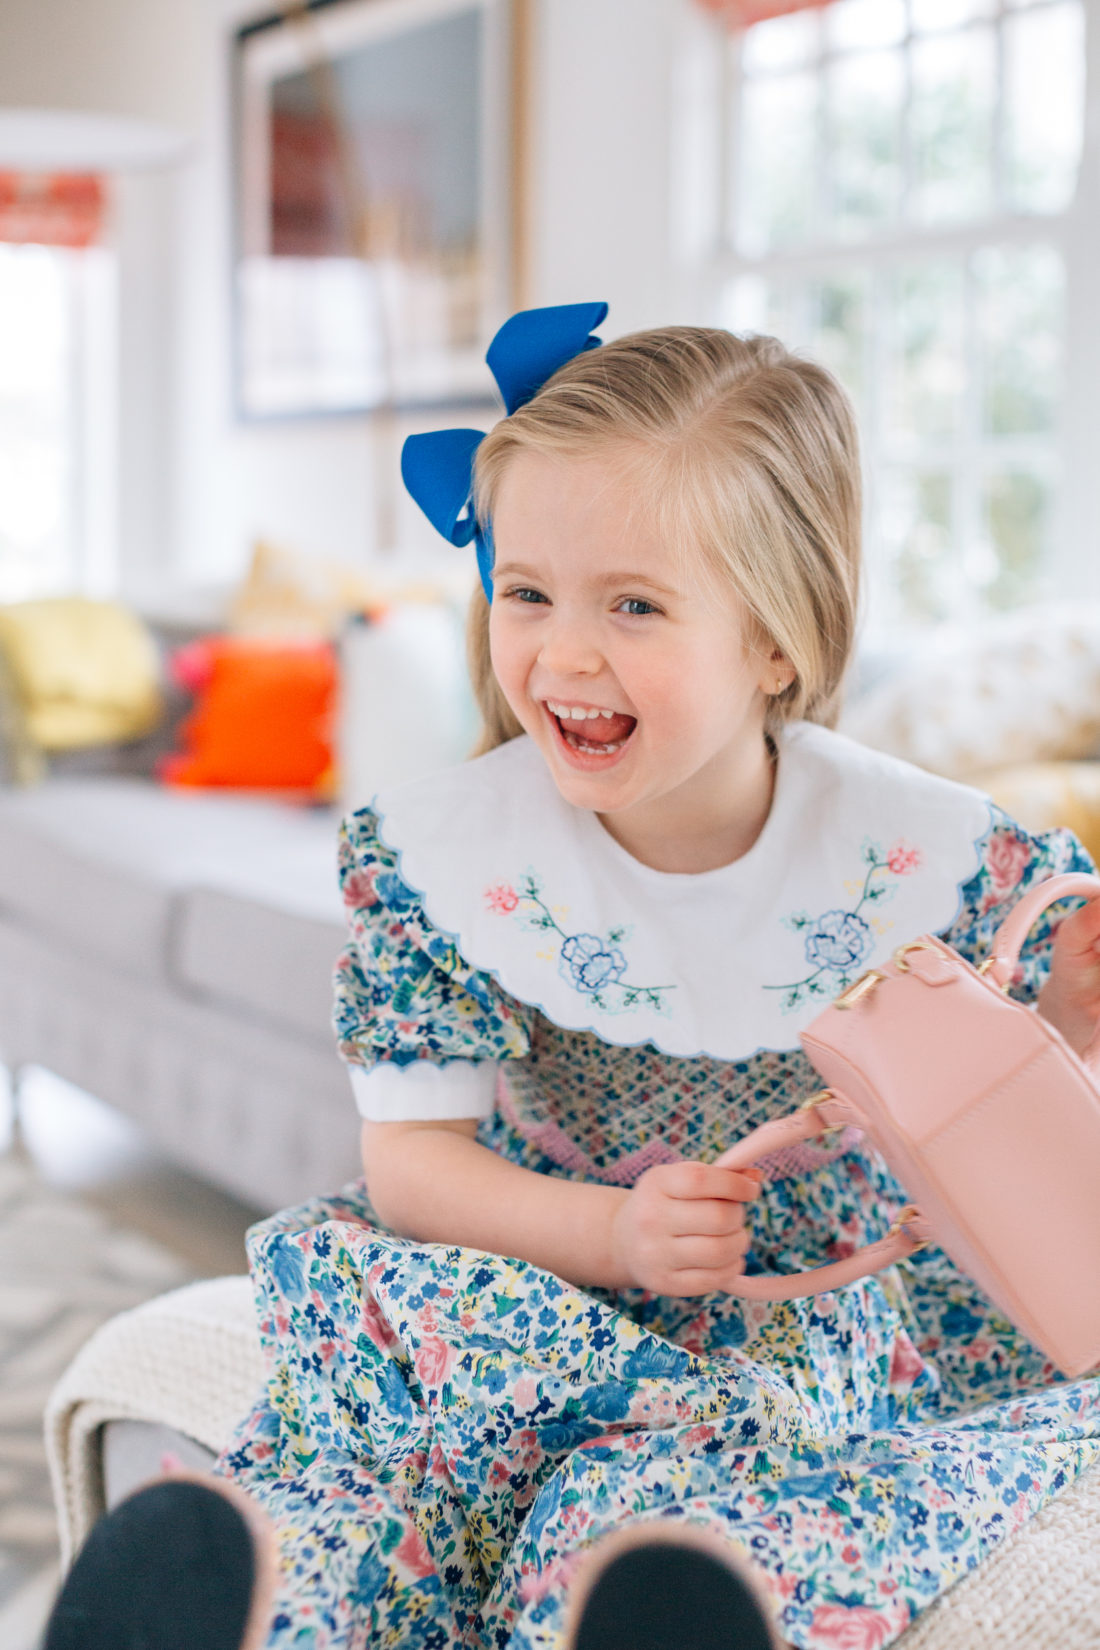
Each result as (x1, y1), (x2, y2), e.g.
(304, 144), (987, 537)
(488, 448), (785, 861)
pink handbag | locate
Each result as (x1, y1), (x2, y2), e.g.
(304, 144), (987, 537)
(716, 872), (1100, 1379)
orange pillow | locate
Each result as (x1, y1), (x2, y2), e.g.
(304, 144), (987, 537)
(159, 637), (337, 797)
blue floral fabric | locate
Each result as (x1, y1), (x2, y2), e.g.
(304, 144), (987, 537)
(218, 802), (1100, 1650)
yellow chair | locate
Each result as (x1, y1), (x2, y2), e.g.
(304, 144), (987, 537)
(0, 598), (163, 784)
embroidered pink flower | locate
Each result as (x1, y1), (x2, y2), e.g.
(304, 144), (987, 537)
(887, 842), (922, 876)
(987, 831), (1031, 900)
(809, 1604), (898, 1648)
(414, 1336), (453, 1390)
(485, 881), (520, 914)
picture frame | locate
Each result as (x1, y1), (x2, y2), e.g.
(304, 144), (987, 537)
(232, 0), (528, 420)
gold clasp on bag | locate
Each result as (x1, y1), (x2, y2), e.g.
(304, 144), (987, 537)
(798, 1088), (846, 1147)
(888, 1203), (930, 1254)
(834, 970), (885, 1010)
(893, 938), (945, 971)
(977, 955), (1013, 993)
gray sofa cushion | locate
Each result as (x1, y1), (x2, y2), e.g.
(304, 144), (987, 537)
(173, 886), (344, 1041)
(0, 779), (345, 1021)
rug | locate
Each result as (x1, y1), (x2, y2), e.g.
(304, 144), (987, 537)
(0, 1147), (192, 1650)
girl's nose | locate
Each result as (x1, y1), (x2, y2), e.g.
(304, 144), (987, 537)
(536, 610), (604, 678)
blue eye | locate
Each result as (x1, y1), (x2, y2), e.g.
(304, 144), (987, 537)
(506, 586), (549, 604)
(618, 597), (659, 617)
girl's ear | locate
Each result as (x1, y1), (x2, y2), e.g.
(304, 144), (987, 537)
(759, 646), (792, 697)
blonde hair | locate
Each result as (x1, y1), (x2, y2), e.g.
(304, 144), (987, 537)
(467, 326), (861, 755)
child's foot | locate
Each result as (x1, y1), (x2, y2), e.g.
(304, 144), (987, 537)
(43, 1472), (275, 1650)
(564, 1521), (786, 1650)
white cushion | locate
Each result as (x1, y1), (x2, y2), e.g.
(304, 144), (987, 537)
(338, 602), (477, 813)
(841, 604), (1100, 780)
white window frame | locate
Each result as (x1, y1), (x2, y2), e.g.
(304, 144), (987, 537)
(677, 0), (1100, 627)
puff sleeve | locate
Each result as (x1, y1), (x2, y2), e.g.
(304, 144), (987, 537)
(332, 808), (533, 1120)
(939, 804), (1098, 1000)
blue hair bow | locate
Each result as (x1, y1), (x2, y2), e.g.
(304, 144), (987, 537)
(400, 302), (608, 602)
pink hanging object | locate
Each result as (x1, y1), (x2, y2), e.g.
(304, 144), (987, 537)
(717, 873), (1100, 1378)
(693, 0), (830, 29)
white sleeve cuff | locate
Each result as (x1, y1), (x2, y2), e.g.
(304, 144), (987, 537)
(349, 1059), (498, 1121)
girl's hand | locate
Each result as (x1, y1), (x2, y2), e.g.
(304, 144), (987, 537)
(609, 1161), (763, 1297)
(1036, 894), (1100, 1061)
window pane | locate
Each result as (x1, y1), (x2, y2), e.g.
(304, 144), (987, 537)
(910, 0), (995, 33)
(983, 469), (1052, 609)
(910, 27), (995, 222)
(741, 10), (820, 75)
(975, 244), (1063, 437)
(825, 0), (906, 53)
(879, 469), (956, 627)
(809, 275), (867, 407)
(1004, 3), (1084, 212)
(720, 274), (802, 347)
(736, 73), (819, 252)
(0, 245), (72, 601)
(827, 50), (903, 235)
(884, 262), (966, 445)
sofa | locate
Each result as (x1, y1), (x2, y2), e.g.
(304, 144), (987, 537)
(0, 775), (355, 1210)
(0, 596), (474, 1211)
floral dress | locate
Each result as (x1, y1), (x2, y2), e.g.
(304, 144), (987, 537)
(217, 729), (1100, 1650)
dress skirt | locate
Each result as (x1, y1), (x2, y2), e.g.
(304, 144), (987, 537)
(216, 1127), (1100, 1650)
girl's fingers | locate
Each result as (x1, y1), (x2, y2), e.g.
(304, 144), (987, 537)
(1059, 896), (1100, 956)
(669, 1198), (747, 1238)
(666, 1263), (751, 1297)
(661, 1162), (764, 1204)
(670, 1231), (750, 1273)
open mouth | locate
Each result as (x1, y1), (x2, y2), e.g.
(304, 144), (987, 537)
(544, 700), (638, 759)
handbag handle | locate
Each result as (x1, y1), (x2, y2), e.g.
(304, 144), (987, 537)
(714, 1096), (934, 1299)
(713, 870), (1100, 1302)
(976, 871), (1100, 987)
(983, 871), (1100, 1073)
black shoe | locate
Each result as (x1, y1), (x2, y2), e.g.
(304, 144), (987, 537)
(565, 1523), (785, 1650)
(44, 1476), (271, 1650)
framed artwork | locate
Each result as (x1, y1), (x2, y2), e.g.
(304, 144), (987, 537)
(233, 0), (528, 419)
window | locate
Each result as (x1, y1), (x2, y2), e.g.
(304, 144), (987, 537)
(0, 176), (116, 603)
(705, 0), (1086, 636)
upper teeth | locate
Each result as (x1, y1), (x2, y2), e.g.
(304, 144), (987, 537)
(547, 701), (619, 720)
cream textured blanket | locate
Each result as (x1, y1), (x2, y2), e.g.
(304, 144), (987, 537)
(45, 1278), (1100, 1646)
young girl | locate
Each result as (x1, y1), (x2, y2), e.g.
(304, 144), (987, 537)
(47, 304), (1100, 1650)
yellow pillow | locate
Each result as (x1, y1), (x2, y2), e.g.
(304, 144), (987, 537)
(0, 598), (162, 751)
(976, 762), (1100, 867)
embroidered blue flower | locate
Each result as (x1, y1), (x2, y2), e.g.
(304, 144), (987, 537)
(559, 934), (627, 994)
(766, 837), (923, 1013)
(803, 910), (873, 972)
(484, 869), (672, 1017)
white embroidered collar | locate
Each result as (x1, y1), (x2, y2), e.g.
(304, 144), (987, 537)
(372, 723), (992, 1061)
